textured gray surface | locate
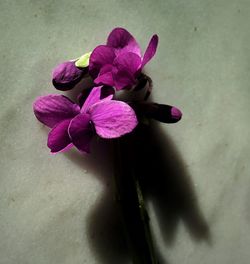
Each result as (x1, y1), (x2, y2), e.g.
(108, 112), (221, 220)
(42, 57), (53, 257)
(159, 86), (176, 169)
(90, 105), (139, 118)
(0, 1), (250, 263)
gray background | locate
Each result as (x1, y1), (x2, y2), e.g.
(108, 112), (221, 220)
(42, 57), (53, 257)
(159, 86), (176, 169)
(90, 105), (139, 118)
(0, 0), (250, 263)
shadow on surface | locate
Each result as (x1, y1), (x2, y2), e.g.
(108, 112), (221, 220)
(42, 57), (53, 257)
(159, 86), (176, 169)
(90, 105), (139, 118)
(65, 137), (131, 264)
(64, 118), (211, 264)
(132, 122), (211, 245)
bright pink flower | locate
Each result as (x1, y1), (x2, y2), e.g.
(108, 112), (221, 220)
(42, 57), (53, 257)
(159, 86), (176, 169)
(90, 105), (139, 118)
(89, 28), (158, 90)
(33, 87), (138, 153)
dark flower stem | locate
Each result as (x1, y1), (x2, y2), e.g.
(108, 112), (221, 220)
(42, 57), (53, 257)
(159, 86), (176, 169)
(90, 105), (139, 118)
(134, 73), (153, 100)
(113, 136), (158, 264)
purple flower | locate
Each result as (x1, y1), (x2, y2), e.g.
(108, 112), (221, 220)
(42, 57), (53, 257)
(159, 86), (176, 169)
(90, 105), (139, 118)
(52, 61), (85, 91)
(89, 28), (158, 90)
(33, 87), (138, 153)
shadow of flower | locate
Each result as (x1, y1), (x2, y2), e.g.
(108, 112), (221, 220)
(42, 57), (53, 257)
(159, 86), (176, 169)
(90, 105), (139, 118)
(131, 122), (211, 245)
(64, 137), (130, 264)
(64, 119), (210, 264)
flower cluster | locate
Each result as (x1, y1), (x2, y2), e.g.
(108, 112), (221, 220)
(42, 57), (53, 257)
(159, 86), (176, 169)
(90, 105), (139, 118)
(33, 28), (182, 154)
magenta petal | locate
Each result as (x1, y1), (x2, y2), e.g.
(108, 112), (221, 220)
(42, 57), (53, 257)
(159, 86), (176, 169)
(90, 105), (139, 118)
(113, 52), (142, 75)
(47, 119), (72, 153)
(89, 100), (138, 138)
(94, 64), (114, 87)
(95, 72), (114, 87)
(89, 45), (116, 78)
(113, 68), (136, 90)
(33, 95), (80, 128)
(52, 61), (84, 91)
(81, 86), (101, 113)
(68, 113), (93, 153)
(107, 28), (141, 56)
(141, 34), (159, 68)
(81, 86), (112, 113)
(112, 52), (141, 90)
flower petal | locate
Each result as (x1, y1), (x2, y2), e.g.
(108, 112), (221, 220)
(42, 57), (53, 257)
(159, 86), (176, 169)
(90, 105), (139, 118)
(112, 52), (142, 90)
(107, 28), (141, 56)
(95, 72), (114, 87)
(47, 119), (72, 153)
(68, 113), (93, 153)
(89, 45), (116, 78)
(94, 64), (114, 87)
(113, 68), (136, 90)
(141, 35), (158, 68)
(52, 61), (84, 91)
(113, 52), (142, 75)
(81, 86), (113, 113)
(33, 95), (80, 128)
(89, 100), (138, 138)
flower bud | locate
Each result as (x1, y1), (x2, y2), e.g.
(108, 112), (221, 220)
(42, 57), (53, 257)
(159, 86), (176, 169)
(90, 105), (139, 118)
(52, 61), (84, 91)
(132, 102), (182, 123)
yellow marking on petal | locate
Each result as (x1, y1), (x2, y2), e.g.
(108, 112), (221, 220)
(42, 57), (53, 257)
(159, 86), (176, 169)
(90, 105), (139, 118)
(75, 52), (92, 68)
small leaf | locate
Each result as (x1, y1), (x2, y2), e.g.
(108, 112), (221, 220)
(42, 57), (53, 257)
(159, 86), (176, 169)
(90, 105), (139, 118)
(75, 51), (92, 68)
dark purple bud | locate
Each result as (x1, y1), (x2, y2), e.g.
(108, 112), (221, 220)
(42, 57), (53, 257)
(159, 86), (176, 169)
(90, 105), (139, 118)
(52, 61), (85, 91)
(170, 107), (182, 121)
(132, 102), (182, 123)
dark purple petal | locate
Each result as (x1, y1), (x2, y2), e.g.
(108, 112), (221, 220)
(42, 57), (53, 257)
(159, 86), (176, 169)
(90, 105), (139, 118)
(89, 45), (116, 78)
(107, 28), (141, 56)
(33, 95), (80, 128)
(94, 64), (114, 87)
(89, 100), (138, 138)
(113, 52), (142, 75)
(141, 35), (158, 68)
(94, 72), (114, 87)
(52, 61), (84, 91)
(47, 119), (72, 153)
(81, 86), (112, 113)
(111, 52), (142, 90)
(113, 68), (136, 90)
(68, 113), (93, 153)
